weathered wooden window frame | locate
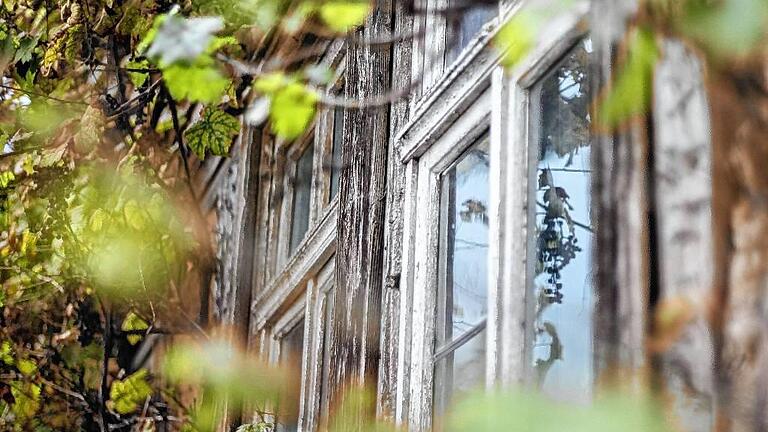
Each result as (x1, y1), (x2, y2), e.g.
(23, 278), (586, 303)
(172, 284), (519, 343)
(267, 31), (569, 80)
(493, 4), (591, 388)
(313, 54), (347, 209)
(261, 257), (336, 432)
(249, 41), (347, 432)
(394, 2), (591, 429)
(413, 0), (502, 105)
(276, 131), (318, 266)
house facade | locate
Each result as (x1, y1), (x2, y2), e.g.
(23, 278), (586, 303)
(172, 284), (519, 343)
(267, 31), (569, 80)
(197, 0), (717, 430)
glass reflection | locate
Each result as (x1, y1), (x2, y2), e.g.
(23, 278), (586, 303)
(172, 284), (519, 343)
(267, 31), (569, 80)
(439, 137), (489, 344)
(530, 38), (594, 403)
(446, 1), (496, 64)
(278, 320), (305, 432)
(434, 136), (489, 417)
(290, 144), (314, 254)
(434, 328), (486, 410)
(329, 107), (344, 201)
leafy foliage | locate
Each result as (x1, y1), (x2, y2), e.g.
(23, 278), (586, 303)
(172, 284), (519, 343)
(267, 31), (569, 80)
(122, 311), (150, 345)
(109, 369), (153, 414)
(254, 73), (318, 140)
(318, 1), (372, 32)
(185, 107), (240, 159)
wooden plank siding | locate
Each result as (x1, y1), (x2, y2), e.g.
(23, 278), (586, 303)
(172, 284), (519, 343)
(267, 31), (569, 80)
(327, 0), (394, 424)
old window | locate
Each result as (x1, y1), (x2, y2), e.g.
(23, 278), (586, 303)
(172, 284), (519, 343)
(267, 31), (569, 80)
(289, 143), (315, 254)
(396, 4), (596, 429)
(259, 257), (337, 432)
(329, 105), (344, 200)
(415, 0), (498, 101)
(527, 38), (595, 402)
(445, 0), (497, 64)
(433, 136), (490, 416)
(249, 44), (345, 432)
(398, 76), (493, 428)
(271, 297), (307, 432)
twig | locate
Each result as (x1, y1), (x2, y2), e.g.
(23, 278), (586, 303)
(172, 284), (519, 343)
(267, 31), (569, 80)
(165, 89), (197, 201)
(0, 84), (89, 105)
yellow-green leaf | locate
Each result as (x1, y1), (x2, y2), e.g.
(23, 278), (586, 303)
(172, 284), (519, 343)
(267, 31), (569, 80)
(1, 340), (13, 365)
(598, 27), (659, 128)
(121, 312), (149, 345)
(253, 72), (287, 95)
(184, 108), (240, 160)
(495, 11), (537, 68)
(269, 83), (318, 140)
(127, 59), (150, 87)
(17, 358), (37, 376)
(109, 369), (152, 414)
(124, 200), (146, 231)
(11, 382), (40, 419)
(163, 63), (230, 103)
(89, 208), (107, 231)
(0, 171), (14, 188)
(319, 1), (371, 32)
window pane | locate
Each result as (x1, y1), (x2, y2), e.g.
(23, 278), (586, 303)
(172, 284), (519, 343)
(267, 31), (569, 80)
(529, 38), (594, 403)
(437, 137), (490, 347)
(278, 319), (305, 432)
(319, 289), (335, 424)
(290, 144), (314, 254)
(434, 328), (486, 416)
(445, 0), (496, 64)
(433, 136), (489, 417)
(329, 107), (344, 200)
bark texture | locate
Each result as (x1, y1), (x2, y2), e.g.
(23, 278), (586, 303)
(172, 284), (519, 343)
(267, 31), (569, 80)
(709, 56), (768, 432)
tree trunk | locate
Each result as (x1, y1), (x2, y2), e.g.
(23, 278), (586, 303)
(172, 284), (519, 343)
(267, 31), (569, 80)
(709, 57), (768, 432)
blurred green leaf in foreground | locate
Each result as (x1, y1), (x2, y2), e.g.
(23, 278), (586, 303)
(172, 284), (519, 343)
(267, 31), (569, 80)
(448, 388), (673, 432)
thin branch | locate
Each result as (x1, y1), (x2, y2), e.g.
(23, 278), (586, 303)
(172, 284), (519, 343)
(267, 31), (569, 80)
(0, 84), (89, 105)
(536, 201), (593, 233)
(106, 80), (161, 121)
(165, 87), (199, 202)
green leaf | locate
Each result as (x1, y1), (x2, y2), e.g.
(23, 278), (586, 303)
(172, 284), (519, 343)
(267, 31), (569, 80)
(123, 200), (146, 231)
(1, 340), (13, 365)
(163, 63), (230, 103)
(318, 1), (371, 32)
(184, 108), (240, 160)
(253, 72), (287, 95)
(109, 369), (152, 414)
(269, 82), (318, 140)
(206, 35), (239, 54)
(121, 311), (149, 345)
(126, 59), (150, 87)
(0, 171), (14, 188)
(598, 27), (659, 128)
(17, 358), (37, 376)
(11, 382), (40, 419)
(13, 36), (37, 63)
(495, 11), (537, 68)
(137, 14), (167, 54)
